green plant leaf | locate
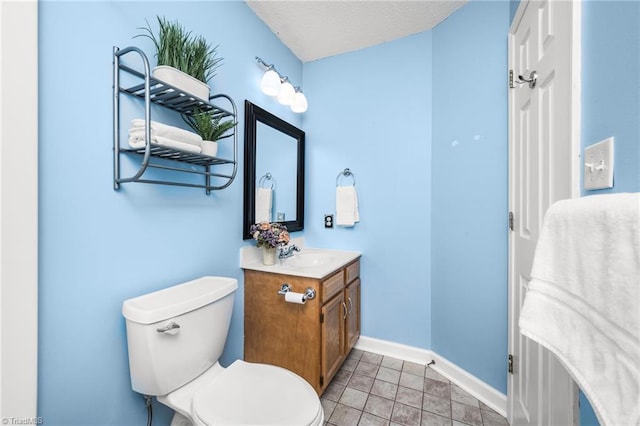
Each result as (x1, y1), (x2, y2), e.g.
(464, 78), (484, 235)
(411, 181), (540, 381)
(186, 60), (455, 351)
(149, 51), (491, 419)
(182, 109), (237, 141)
(135, 16), (223, 83)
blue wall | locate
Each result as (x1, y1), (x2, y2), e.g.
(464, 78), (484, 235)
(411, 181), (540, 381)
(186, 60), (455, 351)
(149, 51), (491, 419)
(582, 0), (640, 194)
(303, 32), (433, 348)
(431, 0), (510, 393)
(38, 2), (302, 425)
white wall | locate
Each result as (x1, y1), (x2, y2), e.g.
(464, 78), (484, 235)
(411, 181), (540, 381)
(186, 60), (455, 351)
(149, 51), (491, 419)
(0, 0), (39, 418)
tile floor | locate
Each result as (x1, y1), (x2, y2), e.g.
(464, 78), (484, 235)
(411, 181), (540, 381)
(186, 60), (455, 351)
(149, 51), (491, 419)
(321, 349), (510, 426)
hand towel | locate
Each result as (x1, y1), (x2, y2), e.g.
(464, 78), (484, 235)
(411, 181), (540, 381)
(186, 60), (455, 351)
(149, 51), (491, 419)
(129, 119), (202, 146)
(519, 193), (640, 426)
(336, 186), (360, 227)
(128, 135), (201, 154)
(255, 187), (272, 223)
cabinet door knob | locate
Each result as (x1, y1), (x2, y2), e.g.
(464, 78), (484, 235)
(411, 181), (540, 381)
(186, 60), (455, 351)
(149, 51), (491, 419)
(347, 297), (353, 314)
(342, 302), (348, 320)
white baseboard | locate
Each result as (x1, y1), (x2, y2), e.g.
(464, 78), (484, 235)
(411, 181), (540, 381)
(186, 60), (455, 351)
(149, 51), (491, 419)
(354, 336), (507, 418)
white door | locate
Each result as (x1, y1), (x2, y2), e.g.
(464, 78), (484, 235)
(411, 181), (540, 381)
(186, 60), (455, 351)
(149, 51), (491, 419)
(507, 0), (581, 425)
(0, 0), (39, 418)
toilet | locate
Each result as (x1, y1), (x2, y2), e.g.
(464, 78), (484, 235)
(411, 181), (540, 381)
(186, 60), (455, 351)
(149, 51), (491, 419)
(122, 276), (324, 426)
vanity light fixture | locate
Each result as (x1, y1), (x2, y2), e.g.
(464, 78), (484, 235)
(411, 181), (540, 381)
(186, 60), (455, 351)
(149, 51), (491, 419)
(256, 56), (308, 113)
(277, 77), (295, 106)
(260, 67), (281, 97)
(291, 87), (308, 113)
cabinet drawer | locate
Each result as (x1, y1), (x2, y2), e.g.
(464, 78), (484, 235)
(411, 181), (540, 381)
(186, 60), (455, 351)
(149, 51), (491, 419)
(346, 260), (360, 283)
(322, 271), (344, 303)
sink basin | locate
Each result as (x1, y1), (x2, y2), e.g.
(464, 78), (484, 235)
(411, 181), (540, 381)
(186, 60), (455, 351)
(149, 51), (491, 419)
(284, 250), (335, 268)
(241, 244), (361, 279)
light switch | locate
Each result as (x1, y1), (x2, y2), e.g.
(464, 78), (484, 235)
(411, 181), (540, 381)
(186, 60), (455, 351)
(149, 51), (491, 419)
(584, 137), (614, 190)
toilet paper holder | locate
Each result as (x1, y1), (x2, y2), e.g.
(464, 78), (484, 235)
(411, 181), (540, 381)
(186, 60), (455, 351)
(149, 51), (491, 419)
(278, 283), (316, 301)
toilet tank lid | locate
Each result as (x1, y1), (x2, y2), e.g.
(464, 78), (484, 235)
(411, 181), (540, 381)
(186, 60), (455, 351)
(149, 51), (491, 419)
(122, 276), (238, 324)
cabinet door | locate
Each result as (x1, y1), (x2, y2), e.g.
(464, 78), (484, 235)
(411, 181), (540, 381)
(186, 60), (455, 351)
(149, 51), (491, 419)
(244, 270), (322, 392)
(345, 278), (361, 352)
(321, 293), (345, 390)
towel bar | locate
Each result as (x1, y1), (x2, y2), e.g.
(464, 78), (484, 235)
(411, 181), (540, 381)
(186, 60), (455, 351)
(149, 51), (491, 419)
(259, 172), (276, 189)
(336, 168), (356, 186)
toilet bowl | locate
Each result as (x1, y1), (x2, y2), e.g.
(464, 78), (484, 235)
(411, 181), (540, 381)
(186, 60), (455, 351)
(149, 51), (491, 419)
(122, 276), (323, 426)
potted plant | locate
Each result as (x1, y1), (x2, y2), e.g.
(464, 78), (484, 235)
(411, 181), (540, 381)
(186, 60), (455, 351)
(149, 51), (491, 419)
(182, 109), (237, 157)
(137, 16), (223, 100)
(249, 222), (290, 265)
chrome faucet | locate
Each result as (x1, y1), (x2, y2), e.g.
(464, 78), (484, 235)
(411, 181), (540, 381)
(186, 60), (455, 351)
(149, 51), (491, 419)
(279, 244), (301, 260)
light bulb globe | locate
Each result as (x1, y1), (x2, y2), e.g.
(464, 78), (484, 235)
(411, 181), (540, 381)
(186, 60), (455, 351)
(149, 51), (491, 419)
(277, 81), (295, 105)
(291, 91), (308, 113)
(260, 70), (281, 96)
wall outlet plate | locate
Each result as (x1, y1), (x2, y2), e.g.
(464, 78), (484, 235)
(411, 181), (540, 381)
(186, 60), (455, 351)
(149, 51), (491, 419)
(324, 214), (334, 228)
(584, 137), (614, 190)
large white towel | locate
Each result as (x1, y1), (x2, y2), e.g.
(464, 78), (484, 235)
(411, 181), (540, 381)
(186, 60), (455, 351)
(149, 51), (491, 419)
(128, 135), (201, 154)
(336, 186), (360, 227)
(519, 193), (640, 426)
(255, 187), (272, 223)
(130, 119), (202, 146)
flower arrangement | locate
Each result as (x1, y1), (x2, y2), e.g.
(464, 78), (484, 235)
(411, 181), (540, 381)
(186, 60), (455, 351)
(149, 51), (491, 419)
(250, 222), (290, 249)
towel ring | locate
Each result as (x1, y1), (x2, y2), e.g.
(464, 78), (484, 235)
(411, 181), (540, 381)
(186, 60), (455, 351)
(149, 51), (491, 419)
(336, 168), (356, 187)
(258, 173), (276, 190)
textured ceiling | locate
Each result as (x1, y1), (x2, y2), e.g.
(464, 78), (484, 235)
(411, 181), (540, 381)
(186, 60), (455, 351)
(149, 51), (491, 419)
(246, 0), (468, 62)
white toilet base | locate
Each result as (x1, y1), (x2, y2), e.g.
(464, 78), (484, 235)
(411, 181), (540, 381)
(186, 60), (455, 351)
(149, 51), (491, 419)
(170, 412), (194, 426)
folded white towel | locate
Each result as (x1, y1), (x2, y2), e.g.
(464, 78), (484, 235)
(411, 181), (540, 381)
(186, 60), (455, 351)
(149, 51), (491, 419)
(519, 193), (640, 426)
(130, 119), (202, 146)
(255, 187), (273, 223)
(336, 186), (360, 227)
(128, 135), (201, 154)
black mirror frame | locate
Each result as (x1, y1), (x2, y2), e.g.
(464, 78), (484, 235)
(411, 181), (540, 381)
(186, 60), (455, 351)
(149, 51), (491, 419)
(243, 100), (305, 240)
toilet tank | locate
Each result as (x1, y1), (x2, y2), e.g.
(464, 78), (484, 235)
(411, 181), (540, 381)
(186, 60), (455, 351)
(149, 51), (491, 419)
(122, 276), (237, 396)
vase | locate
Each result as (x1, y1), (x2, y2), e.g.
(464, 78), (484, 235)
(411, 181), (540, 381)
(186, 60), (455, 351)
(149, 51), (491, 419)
(201, 140), (218, 157)
(152, 66), (210, 101)
(262, 246), (276, 266)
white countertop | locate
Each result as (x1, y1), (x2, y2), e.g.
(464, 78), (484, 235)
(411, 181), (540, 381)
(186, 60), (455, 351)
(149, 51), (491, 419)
(240, 241), (361, 279)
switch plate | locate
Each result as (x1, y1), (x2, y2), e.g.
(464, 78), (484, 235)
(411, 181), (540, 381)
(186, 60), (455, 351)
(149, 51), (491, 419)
(584, 137), (614, 190)
(324, 214), (334, 228)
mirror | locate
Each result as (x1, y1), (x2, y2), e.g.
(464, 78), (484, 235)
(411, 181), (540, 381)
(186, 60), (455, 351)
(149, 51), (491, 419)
(243, 100), (305, 239)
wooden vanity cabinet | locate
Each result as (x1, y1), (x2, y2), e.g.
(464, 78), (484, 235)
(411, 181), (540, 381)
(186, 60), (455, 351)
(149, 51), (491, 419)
(244, 258), (361, 395)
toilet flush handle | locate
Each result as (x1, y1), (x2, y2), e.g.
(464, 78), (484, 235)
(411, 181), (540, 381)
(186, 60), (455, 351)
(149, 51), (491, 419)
(156, 322), (180, 334)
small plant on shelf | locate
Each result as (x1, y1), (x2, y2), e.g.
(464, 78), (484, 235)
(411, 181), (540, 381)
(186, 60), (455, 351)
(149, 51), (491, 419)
(137, 16), (222, 84)
(182, 109), (237, 142)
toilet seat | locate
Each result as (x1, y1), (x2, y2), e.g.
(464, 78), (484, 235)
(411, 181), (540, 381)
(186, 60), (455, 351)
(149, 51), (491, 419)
(192, 360), (323, 426)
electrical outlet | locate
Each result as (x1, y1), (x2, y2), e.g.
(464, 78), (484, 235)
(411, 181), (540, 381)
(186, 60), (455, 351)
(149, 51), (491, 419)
(584, 137), (614, 190)
(277, 212), (285, 221)
(324, 214), (334, 228)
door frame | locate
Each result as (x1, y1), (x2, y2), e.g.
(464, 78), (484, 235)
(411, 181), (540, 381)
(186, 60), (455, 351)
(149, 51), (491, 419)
(0, 0), (39, 418)
(507, 0), (582, 424)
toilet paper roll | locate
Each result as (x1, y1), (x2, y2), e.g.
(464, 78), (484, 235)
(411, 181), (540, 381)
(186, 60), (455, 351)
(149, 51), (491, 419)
(285, 291), (306, 304)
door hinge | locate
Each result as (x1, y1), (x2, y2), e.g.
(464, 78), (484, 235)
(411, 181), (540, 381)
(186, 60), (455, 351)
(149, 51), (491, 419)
(509, 211), (514, 231)
(509, 69), (515, 89)
(508, 354), (514, 374)
(320, 376), (324, 387)
(320, 313), (324, 323)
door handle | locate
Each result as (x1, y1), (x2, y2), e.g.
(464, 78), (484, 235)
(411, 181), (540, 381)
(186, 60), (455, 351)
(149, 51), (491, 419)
(516, 70), (537, 89)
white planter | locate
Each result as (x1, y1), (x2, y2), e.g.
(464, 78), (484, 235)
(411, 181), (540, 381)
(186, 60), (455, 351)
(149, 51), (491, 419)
(201, 140), (218, 157)
(152, 66), (210, 101)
